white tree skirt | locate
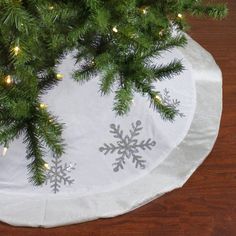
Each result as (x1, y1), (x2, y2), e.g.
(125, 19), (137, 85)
(0, 35), (222, 227)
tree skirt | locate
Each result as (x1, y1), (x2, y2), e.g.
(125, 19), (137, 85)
(0, 34), (222, 228)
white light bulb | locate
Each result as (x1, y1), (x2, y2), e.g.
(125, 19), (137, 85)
(13, 46), (20, 55)
(112, 26), (118, 33)
(155, 95), (162, 101)
(178, 13), (183, 19)
(5, 75), (13, 84)
(44, 163), (50, 170)
(56, 73), (63, 80)
(39, 103), (48, 109)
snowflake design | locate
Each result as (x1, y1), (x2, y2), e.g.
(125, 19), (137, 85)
(45, 155), (76, 194)
(160, 88), (185, 118)
(99, 120), (156, 172)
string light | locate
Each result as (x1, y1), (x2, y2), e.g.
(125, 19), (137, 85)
(39, 103), (48, 109)
(112, 26), (118, 33)
(177, 13), (183, 19)
(143, 9), (147, 14)
(13, 46), (20, 55)
(44, 163), (50, 170)
(56, 73), (63, 80)
(140, 6), (149, 15)
(5, 75), (13, 85)
(155, 95), (162, 102)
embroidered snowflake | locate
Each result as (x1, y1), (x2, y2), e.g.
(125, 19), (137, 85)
(160, 88), (185, 118)
(99, 120), (156, 172)
(45, 155), (76, 194)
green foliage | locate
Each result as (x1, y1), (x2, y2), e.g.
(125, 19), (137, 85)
(0, 0), (227, 185)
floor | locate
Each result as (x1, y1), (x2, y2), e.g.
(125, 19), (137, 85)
(0, 0), (235, 235)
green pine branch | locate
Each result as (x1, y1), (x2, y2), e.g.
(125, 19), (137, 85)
(24, 122), (47, 185)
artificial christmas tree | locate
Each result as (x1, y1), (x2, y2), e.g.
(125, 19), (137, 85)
(0, 0), (227, 186)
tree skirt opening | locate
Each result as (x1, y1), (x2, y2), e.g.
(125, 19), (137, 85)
(0, 34), (222, 227)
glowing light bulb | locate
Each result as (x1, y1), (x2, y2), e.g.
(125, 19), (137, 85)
(177, 13), (183, 19)
(49, 6), (54, 10)
(140, 6), (149, 15)
(155, 95), (162, 102)
(112, 26), (118, 33)
(44, 163), (50, 170)
(5, 75), (13, 84)
(13, 46), (20, 55)
(56, 73), (63, 80)
(40, 103), (48, 109)
(142, 7), (148, 14)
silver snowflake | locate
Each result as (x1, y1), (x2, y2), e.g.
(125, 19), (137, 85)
(45, 155), (76, 194)
(160, 88), (185, 118)
(99, 120), (156, 172)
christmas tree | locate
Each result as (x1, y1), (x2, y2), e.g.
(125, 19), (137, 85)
(0, 0), (227, 185)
